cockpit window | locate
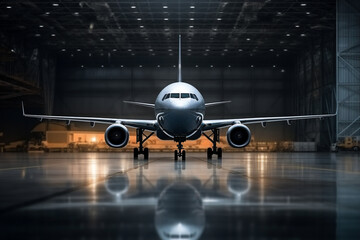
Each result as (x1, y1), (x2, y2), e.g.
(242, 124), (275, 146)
(170, 93), (180, 98)
(190, 93), (198, 101)
(162, 94), (170, 101)
(181, 93), (190, 98)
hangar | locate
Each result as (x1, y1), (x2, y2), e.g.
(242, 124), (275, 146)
(0, 0), (359, 239)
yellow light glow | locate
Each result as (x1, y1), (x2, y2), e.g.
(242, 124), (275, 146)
(91, 137), (97, 142)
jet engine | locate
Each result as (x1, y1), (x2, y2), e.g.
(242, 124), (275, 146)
(226, 124), (251, 148)
(105, 124), (129, 148)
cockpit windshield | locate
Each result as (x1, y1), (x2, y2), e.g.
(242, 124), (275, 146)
(162, 93), (198, 101)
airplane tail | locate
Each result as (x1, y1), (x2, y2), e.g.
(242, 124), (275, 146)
(178, 35), (182, 82)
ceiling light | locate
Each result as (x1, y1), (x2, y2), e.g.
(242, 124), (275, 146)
(168, 49), (172, 51)
(39, 25), (44, 28)
(224, 49), (228, 51)
(269, 49), (274, 51)
(164, 18), (168, 21)
(74, 12), (79, 16)
(77, 49), (81, 52)
(206, 49), (209, 52)
(137, 18), (142, 21)
(61, 49), (66, 52)
(306, 12), (310, 15)
(128, 49), (132, 51)
(131, 6), (136, 9)
(238, 49), (243, 51)
(149, 49), (153, 51)
(100, 38), (104, 41)
(81, 65), (84, 68)
(6, 6), (12, 9)
(139, 65), (142, 67)
(52, 3), (59, 7)
(286, 33), (291, 37)
(45, 12), (50, 15)
(189, 25), (194, 28)
(273, 65), (276, 68)
(210, 65), (213, 68)
(51, 34), (56, 37)
(246, 38), (251, 41)
(295, 25), (300, 28)
(121, 65), (124, 67)
(101, 65), (104, 68)
(187, 49), (192, 51)
(251, 65), (254, 68)
(190, 6), (195, 9)
(283, 49), (288, 51)
(228, 65), (231, 68)
(217, 18), (222, 21)
(35, 34), (41, 37)
(113, 49), (117, 51)
(301, 33), (306, 37)
(301, 3), (307, 7)
(163, 6), (168, 9)
(195, 65), (199, 67)
(190, 18), (194, 21)
(140, 25), (144, 28)
(281, 69), (285, 72)
(277, 12), (282, 15)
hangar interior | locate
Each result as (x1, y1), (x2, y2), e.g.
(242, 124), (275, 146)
(0, 1), (360, 240)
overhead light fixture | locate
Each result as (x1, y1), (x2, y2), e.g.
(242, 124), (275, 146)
(163, 6), (168, 9)
(217, 18), (222, 21)
(190, 18), (194, 21)
(35, 33), (41, 37)
(251, 65), (254, 68)
(283, 49), (288, 51)
(228, 65), (231, 68)
(210, 65), (213, 68)
(81, 65), (84, 68)
(286, 33), (291, 37)
(157, 65), (160, 67)
(74, 12), (79, 16)
(139, 65), (142, 67)
(206, 49), (209, 52)
(306, 12), (310, 15)
(195, 65), (199, 68)
(128, 49), (132, 51)
(189, 25), (194, 28)
(168, 49), (172, 51)
(121, 65), (124, 67)
(246, 38), (251, 41)
(238, 49), (243, 51)
(164, 18), (168, 21)
(52, 3), (59, 7)
(39, 25), (44, 28)
(61, 49), (66, 52)
(113, 49), (117, 51)
(100, 38), (104, 41)
(190, 6), (195, 9)
(295, 25), (300, 28)
(281, 69), (285, 72)
(149, 49), (153, 52)
(137, 18), (142, 21)
(273, 65), (276, 68)
(51, 33), (56, 37)
(140, 25), (144, 28)
(301, 3), (307, 7)
(187, 49), (192, 51)
(101, 65), (104, 68)
(269, 49), (274, 51)
(224, 49), (228, 52)
(77, 49), (81, 51)
(131, 6), (136, 9)
(45, 12), (50, 15)
(301, 33), (306, 37)
(6, 6), (12, 9)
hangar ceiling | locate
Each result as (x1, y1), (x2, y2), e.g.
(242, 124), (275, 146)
(0, 0), (335, 56)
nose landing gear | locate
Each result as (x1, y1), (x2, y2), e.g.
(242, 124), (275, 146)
(133, 128), (154, 160)
(203, 128), (222, 160)
(174, 141), (186, 161)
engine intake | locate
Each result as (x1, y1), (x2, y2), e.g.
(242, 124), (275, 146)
(105, 124), (129, 148)
(226, 124), (251, 148)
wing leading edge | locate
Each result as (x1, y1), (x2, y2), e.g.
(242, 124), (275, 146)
(202, 111), (337, 131)
(22, 102), (157, 131)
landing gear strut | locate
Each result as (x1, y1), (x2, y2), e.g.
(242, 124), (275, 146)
(203, 128), (222, 159)
(133, 128), (154, 160)
(174, 140), (186, 161)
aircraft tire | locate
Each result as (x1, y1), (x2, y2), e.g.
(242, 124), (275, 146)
(134, 148), (139, 159)
(207, 148), (212, 160)
(144, 148), (149, 160)
(218, 148), (222, 158)
(182, 150), (186, 161)
(174, 150), (178, 161)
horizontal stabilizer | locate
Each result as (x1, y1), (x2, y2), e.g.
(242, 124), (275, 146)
(123, 101), (155, 108)
(205, 101), (231, 107)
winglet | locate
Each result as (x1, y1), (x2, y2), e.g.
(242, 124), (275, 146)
(21, 101), (26, 116)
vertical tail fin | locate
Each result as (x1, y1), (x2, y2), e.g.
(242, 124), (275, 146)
(178, 35), (182, 82)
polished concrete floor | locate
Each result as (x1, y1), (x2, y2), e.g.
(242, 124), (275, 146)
(0, 152), (359, 239)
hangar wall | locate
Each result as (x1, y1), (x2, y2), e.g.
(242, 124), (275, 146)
(55, 56), (295, 141)
(336, 0), (360, 140)
(292, 32), (336, 149)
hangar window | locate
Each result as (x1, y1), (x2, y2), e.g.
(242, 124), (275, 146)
(181, 93), (190, 98)
(170, 93), (180, 98)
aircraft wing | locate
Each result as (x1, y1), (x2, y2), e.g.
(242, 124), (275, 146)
(22, 102), (157, 131)
(202, 112), (336, 131)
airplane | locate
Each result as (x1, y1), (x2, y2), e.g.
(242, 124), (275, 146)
(22, 35), (337, 161)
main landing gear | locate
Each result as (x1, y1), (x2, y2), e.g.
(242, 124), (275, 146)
(133, 128), (154, 160)
(203, 128), (222, 160)
(174, 139), (186, 161)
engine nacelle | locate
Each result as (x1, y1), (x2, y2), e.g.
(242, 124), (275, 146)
(226, 124), (251, 148)
(105, 124), (129, 148)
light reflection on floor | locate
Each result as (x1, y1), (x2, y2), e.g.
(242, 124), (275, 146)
(0, 152), (359, 239)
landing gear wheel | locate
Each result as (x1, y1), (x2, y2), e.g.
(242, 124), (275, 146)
(207, 148), (213, 160)
(144, 148), (149, 160)
(133, 148), (139, 159)
(217, 148), (222, 159)
(174, 150), (178, 161)
(182, 150), (186, 161)
(353, 146), (359, 151)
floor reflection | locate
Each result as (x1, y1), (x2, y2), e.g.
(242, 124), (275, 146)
(0, 153), (357, 239)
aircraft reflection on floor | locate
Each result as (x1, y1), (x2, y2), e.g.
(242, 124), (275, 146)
(102, 158), (250, 240)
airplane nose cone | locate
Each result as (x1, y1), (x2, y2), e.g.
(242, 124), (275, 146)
(159, 110), (201, 137)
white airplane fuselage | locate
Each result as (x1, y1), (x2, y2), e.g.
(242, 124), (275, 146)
(155, 82), (205, 140)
